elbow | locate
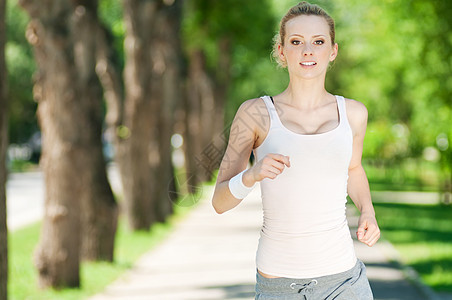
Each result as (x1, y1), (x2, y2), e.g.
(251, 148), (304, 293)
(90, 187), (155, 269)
(212, 198), (226, 214)
(214, 206), (226, 215)
(211, 185), (227, 214)
(212, 203), (225, 215)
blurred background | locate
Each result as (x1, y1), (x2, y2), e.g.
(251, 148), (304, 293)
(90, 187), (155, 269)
(0, 0), (450, 299)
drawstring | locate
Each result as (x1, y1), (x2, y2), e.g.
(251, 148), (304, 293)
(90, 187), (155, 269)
(290, 279), (318, 294)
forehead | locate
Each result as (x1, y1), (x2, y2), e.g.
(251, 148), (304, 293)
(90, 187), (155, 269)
(285, 15), (330, 38)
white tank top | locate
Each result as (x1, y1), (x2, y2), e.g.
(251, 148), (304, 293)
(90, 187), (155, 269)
(253, 95), (357, 278)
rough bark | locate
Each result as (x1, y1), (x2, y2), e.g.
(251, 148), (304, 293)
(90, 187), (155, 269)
(72, 0), (118, 262)
(120, 0), (164, 230)
(0, 0), (9, 297)
(19, 0), (82, 287)
(19, 0), (117, 287)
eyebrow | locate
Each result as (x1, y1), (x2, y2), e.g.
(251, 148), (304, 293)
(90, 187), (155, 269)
(289, 34), (327, 38)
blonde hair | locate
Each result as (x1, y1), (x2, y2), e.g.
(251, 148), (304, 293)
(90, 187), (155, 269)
(272, 1), (335, 68)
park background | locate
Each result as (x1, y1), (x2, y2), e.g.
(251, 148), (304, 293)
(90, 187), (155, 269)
(0, 0), (450, 299)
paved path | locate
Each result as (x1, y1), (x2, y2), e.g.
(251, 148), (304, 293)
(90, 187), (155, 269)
(89, 184), (438, 300)
(6, 170), (44, 231)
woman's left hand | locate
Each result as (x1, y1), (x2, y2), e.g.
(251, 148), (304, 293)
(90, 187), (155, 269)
(356, 213), (380, 247)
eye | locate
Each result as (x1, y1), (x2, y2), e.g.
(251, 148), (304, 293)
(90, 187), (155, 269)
(314, 39), (324, 45)
(291, 40), (301, 45)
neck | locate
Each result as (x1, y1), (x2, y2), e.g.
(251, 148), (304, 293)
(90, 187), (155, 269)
(278, 74), (330, 109)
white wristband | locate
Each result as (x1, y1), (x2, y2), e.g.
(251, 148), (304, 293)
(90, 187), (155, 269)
(228, 169), (256, 199)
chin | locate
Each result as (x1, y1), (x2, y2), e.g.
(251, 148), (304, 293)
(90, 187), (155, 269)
(293, 72), (325, 80)
(294, 68), (327, 79)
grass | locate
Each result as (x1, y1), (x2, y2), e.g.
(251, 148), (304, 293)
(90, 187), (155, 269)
(364, 160), (441, 192)
(7, 159), (39, 173)
(8, 185), (209, 300)
(373, 201), (452, 292)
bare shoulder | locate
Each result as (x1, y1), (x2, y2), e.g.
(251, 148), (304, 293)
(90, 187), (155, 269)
(345, 98), (368, 123)
(344, 98), (368, 135)
(236, 97), (266, 116)
(345, 98), (367, 117)
(233, 97), (269, 148)
(234, 97), (268, 127)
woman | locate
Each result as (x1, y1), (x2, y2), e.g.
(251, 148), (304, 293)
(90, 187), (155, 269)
(212, 2), (380, 299)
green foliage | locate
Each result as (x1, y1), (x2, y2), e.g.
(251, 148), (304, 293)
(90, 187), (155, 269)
(182, 0), (280, 124)
(373, 201), (452, 292)
(98, 0), (125, 71)
(183, 0), (275, 60)
(321, 0), (451, 190)
(6, 0), (37, 143)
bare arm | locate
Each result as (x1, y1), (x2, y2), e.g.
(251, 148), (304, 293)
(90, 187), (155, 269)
(212, 99), (290, 214)
(346, 99), (380, 247)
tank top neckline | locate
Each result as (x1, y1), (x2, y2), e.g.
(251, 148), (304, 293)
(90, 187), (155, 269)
(262, 95), (344, 138)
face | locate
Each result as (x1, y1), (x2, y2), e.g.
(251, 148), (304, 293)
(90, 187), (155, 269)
(278, 15), (338, 79)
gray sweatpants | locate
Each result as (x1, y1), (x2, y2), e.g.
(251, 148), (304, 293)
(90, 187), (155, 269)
(255, 259), (373, 299)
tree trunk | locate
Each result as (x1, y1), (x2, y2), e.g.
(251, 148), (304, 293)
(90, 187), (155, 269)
(19, 0), (119, 287)
(150, 0), (184, 220)
(0, 0), (9, 297)
(184, 50), (211, 187)
(94, 25), (124, 154)
(97, 0), (184, 227)
(96, 0), (178, 229)
(19, 0), (83, 286)
(120, 0), (164, 230)
(184, 42), (231, 185)
(72, 0), (118, 262)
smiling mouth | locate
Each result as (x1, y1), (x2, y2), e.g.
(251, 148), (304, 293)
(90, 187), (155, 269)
(300, 62), (317, 66)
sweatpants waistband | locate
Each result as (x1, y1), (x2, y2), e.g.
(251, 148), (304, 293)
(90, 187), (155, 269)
(256, 259), (361, 293)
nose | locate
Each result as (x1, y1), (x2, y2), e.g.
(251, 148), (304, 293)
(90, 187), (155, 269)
(302, 44), (313, 56)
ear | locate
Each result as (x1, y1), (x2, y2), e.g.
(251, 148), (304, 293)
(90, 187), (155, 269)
(329, 43), (338, 62)
(278, 43), (286, 62)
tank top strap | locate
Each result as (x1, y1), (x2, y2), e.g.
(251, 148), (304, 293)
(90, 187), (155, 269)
(336, 95), (350, 129)
(260, 95), (279, 126)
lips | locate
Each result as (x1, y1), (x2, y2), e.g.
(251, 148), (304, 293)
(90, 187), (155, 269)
(300, 61), (317, 66)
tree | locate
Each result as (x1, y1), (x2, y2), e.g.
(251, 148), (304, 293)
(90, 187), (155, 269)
(19, 0), (118, 287)
(104, 0), (161, 230)
(149, 0), (184, 220)
(72, 0), (118, 262)
(0, 0), (8, 297)
(19, 0), (83, 287)
(98, 0), (182, 230)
